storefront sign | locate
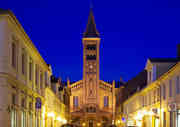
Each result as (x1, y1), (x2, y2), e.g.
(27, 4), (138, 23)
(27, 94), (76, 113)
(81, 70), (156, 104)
(127, 119), (135, 126)
(168, 103), (176, 112)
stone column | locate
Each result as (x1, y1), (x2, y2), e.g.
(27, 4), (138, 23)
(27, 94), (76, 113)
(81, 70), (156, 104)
(17, 90), (22, 127)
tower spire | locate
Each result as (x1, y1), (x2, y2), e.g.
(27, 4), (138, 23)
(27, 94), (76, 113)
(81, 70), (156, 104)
(90, 0), (93, 9)
(83, 7), (99, 38)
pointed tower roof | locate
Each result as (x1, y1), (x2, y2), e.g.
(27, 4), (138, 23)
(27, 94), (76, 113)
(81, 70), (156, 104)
(83, 8), (100, 38)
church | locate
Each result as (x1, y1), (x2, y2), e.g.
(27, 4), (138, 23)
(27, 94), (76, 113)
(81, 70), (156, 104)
(68, 8), (116, 127)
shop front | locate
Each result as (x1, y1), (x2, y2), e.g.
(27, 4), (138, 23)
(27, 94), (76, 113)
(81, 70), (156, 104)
(177, 110), (180, 127)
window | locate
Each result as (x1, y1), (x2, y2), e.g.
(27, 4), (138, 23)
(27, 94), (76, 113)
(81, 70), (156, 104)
(35, 113), (39, 127)
(22, 49), (25, 75)
(142, 96), (145, 107)
(86, 107), (96, 113)
(149, 92), (151, 105)
(40, 72), (43, 89)
(11, 108), (17, 127)
(12, 43), (16, 68)
(73, 96), (78, 107)
(11, 94), (17, 127)
(35, 65), (38, 85)
(21, 110), (26, 127)
(21, 98), (25, 108)
(176, 76), (180, 95)
(169, 80), (172, 97)
(157, 87), (160, 101)
(21, 99), (27, 127)
(162, 84), (166, 100)
(86, 44), (96, 50)
(149, 71), (152, 83)
(86, 55), (96, 60)
(153, 90), (156, 104)
(152, 65), (156, 81)
(163, 112), (166, 127)
(176, 110), (180, 127)
(45, 72), (48, 86)
(170, 112), (173, 127)
(29, 59), (32, 81)
(29, 102), (32, 110)
(104, 96), (109, 107)
(29, 112), (33, 127)
(12, 94), (16, 105)
(144, 95), (147, 106)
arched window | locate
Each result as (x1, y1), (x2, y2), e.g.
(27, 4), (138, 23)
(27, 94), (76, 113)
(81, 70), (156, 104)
(35, 64), (38, 85)
(12, 43), (16, 68)
(40, 71), (43, 89)
(104, 96), (109, 107)
(21, 98), (26, 127)
(22, 49), (26, 75)
(29, 58), (33, 81)
(11, 94), (17, 127)
(73, 96), (78, 107)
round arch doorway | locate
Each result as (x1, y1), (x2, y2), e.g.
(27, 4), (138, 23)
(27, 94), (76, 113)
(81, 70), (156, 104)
(88, 120), (93, 127)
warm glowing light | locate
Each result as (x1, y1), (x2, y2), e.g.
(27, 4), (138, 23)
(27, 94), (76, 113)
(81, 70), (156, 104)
(63, 119), (67, 124)
(57, 117), (62, 122)
(97, 123), (101, 126)
(82, 123), (86, 126)
(141, 109), (147, 115)
(42, 106), (46, 114)
(148, 110), (154, 116)
(117, 120), (121, 124)
(42, 106), (46, 127)
(47, 112), (55, 118)
(136, 121), (142, 127)
(135, 111), (143, 120)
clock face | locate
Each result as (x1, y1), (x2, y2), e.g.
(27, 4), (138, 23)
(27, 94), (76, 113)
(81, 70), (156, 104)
(89, 65), (93, 69)
(86, 63), (96, 73)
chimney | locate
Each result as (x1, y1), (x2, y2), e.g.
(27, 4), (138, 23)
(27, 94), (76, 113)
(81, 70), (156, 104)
(177, 44), (180, 59)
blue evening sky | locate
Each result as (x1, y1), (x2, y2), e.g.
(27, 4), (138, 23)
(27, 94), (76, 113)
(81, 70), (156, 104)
(1, 0), (180, 82)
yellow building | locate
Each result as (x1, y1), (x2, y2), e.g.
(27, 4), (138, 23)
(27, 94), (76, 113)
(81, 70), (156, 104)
(0, 9), (68, 127)
(119, 45), (180, 127)
(44, 86), (67, 127)
(69, 8), (116, 127)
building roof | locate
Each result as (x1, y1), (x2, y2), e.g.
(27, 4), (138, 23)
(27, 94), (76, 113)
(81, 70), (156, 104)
(0, 8), (8, 14)
(51, 75), (59, 83)
(149, 58), (180, 63)
(115, 81), (125, 88)
(123, 70), (147, 100)
(0, 9), (51, 70)
(83, 8), (100, 38)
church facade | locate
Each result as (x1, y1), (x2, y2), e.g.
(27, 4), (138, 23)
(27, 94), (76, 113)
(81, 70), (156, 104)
(69, 9), (116, 127)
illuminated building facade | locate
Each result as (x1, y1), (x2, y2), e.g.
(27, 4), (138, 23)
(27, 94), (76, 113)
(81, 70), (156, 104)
(116, 45), (180, 127)
(0, 9), (69, 127)
(69, 9), (116, 127)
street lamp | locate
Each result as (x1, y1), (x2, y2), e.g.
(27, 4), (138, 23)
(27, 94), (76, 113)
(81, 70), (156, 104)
(97, 122), (101, 126)
(82, 122), (86, 127)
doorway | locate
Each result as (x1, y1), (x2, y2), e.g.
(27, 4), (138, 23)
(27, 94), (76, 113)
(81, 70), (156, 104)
(89, 120), (93, 127)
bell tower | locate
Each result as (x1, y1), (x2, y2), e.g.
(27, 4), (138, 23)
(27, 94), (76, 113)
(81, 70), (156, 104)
(82, 8), (100, 105)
